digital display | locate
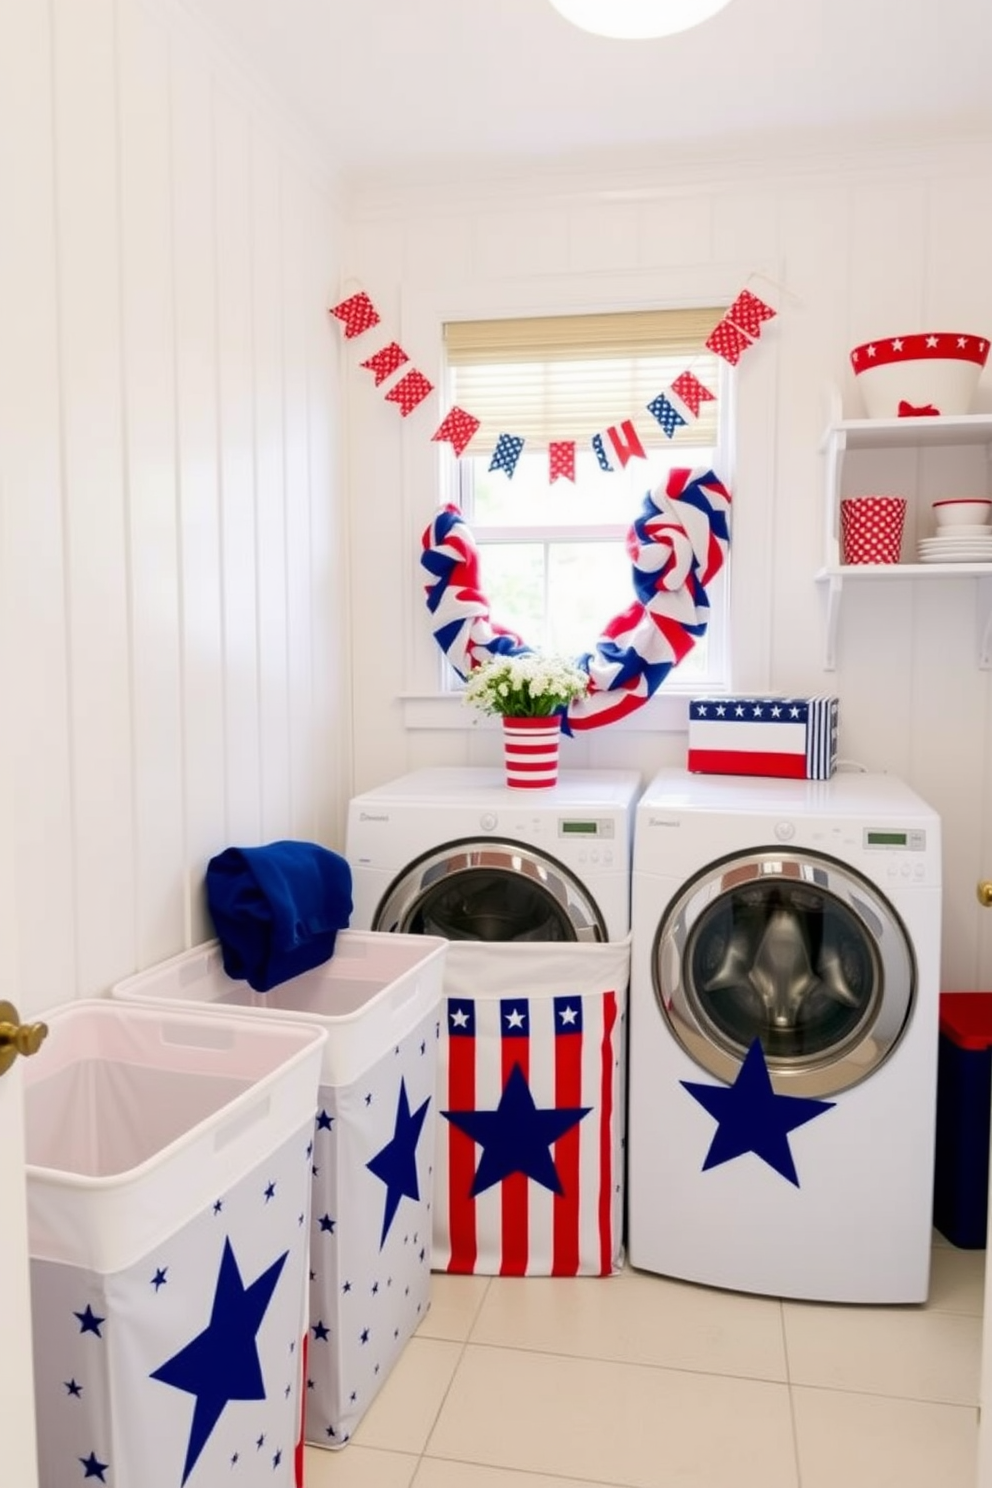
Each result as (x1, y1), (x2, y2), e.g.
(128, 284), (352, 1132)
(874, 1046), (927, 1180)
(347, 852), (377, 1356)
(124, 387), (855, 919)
(867, 831), (908, 846)
(561, 821), (599, 835)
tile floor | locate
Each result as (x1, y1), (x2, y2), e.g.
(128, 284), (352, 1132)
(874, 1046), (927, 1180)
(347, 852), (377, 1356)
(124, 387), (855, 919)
(304, 1233), (983, 1488)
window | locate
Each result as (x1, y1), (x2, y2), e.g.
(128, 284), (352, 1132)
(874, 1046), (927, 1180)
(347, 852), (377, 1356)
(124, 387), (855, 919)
(442, 306), (732, 692)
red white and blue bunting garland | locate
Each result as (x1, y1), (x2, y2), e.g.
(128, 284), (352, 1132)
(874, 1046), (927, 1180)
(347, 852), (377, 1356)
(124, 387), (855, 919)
(328, 285), (777, 480)
(420, 466), (731, 734)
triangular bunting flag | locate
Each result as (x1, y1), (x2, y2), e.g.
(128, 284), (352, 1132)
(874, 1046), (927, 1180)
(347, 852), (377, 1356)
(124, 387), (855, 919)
(591, 433), (613, 473)
(360, 341), (408, 386)
(646, 393), (687, 439)
(549, 441), (576, 484)
(329, 291), (381, 339)
(706, 318), (753, 366)
(432, 406), (481, 457)
(727, 289), (777, 340)
(606, 419), (646, 468)
(671, 370), (716, 418)
(384, 369), (434, 417)
(489, 433), (525, 478)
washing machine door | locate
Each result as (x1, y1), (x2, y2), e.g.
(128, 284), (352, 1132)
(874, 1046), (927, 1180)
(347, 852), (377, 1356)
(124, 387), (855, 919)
(372, 838), (606, 942)
(654, 847), (916, 1097)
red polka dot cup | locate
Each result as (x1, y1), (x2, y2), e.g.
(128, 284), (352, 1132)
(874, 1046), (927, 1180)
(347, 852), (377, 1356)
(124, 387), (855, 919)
(840, 496), (907, 565)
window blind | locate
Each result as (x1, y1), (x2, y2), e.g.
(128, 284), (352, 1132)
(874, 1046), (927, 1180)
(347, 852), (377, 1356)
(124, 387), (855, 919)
(445, 306), (725, 451)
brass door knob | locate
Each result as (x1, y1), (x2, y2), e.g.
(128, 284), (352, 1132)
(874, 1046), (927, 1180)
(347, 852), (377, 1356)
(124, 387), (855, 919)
(0, 1000), (48, 1078)
(978, 882), (992, 908)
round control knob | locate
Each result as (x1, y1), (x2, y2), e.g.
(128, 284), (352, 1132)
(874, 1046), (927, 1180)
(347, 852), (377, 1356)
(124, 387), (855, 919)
(774, 821), (796, 842)
(480, 812), (497, 832)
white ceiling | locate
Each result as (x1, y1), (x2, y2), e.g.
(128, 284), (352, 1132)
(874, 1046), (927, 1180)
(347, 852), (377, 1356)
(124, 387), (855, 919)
(186, 0), (992, 182)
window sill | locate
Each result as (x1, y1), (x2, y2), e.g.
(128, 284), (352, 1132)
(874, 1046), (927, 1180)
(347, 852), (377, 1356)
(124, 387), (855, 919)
(399, 691), (697, 732)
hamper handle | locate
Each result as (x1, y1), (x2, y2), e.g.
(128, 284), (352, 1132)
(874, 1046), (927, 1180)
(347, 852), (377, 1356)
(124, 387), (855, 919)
(159, 1018), (235, 1050)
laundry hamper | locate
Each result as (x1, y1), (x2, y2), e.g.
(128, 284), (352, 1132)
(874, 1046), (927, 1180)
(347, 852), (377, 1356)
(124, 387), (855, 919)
(24, 999), (325, 1488)
(113, 930), (447, 1448)
(434, 936), (630, 1277)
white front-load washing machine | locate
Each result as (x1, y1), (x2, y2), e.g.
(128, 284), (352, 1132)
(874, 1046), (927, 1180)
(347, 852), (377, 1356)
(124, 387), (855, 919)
(627, 766), (942, 1303)
(345, 767), (640, 942)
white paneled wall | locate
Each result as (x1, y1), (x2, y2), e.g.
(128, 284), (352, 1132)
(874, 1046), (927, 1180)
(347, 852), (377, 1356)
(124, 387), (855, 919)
(0, 0), (350, 1017)
(344, 136), (992, 992)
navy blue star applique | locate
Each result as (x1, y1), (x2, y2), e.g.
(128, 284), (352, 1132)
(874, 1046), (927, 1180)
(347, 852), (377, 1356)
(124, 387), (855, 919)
(150, 1237), (287, 1485)
(366, 1078), (431, 1247)
(79, 1452), (109, 1481)
(681, 1039), (834, 1187)
(74, 1305), (105, 1337)
(443, 1062), (590, 1197)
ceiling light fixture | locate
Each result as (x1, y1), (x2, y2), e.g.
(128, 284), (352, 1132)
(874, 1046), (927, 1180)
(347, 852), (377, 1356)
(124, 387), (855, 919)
(547, 0), (734, 39)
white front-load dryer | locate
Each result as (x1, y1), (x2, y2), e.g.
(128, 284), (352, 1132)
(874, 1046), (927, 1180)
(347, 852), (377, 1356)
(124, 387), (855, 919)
(627, 766), (942, 1303)
(345, 767), (641, 943)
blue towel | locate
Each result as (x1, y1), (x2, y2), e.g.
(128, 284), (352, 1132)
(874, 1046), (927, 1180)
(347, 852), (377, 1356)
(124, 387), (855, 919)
(206, 840), (353, 992)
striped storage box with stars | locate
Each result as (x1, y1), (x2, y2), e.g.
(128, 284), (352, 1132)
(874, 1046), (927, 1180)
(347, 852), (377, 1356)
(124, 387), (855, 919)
(23, 1000), (325, 1488)
(688, 696), (839, 780)
(112, 931), (447, 1449)
(434, 938), (631, 1277)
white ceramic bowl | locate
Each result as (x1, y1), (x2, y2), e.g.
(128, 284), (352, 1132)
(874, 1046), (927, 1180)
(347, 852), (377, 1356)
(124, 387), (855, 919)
(850, 332), (989, 419)
(933, 499), (992, 528)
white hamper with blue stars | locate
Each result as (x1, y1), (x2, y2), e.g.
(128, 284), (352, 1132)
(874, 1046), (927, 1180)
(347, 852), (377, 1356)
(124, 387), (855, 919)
(112, 930), (447, 1448)
(23, 1000), (326, 1488)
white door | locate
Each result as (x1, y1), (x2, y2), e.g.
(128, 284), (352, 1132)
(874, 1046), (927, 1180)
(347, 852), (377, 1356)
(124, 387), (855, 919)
(0, 1056), (39, 1488)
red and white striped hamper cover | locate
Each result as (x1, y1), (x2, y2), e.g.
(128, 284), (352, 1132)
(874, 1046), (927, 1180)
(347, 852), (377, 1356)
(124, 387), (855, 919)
(840, 496), (906, 565)
(433, 937), (630, 1277)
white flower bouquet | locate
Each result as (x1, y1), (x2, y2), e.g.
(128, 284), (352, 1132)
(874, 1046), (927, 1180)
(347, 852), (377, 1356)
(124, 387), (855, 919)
(464, 653), (590, 719)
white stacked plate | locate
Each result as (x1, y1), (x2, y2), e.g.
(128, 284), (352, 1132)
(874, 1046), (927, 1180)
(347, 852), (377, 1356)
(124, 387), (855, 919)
(918, 527), (992, 563)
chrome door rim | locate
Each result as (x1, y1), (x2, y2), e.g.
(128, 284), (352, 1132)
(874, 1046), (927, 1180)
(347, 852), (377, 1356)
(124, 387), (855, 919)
(654, 846), (916, 1097)
(373, 837), (606, 942)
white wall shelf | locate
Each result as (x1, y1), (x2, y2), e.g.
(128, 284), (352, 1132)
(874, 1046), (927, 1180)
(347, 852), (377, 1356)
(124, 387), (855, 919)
(818, 401), (992, 670)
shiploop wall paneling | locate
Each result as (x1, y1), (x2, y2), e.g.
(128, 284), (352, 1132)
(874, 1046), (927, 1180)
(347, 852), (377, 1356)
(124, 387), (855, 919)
(0, 0), (350, 1017)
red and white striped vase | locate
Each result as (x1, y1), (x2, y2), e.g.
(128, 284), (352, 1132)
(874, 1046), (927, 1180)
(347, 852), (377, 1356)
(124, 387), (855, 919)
(501, 715), (561, 789)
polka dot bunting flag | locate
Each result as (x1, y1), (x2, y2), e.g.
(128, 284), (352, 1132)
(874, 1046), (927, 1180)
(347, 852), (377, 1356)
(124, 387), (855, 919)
(671, 370), (716, 418)
(727, 288), (777, 340)
(360, 341), (409, 386)
(329, 291), (381, 339)
(705, 318), (754, 366)
(384, 369), (434, 417)
(549, 441), (576, 483)
(432, 406), (481, 457)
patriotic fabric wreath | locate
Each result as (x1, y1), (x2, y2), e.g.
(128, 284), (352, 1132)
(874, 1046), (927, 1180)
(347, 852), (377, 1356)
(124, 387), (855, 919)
(420, 466), (731, 734)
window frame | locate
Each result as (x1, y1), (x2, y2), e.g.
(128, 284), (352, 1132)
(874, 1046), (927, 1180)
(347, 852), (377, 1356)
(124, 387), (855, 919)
(396, 266), (777, 733)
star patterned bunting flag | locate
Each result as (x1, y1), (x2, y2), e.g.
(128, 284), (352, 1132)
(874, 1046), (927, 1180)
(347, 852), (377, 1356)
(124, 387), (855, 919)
(681, 1039), (835, 1187)
(433, 943), (627, 1277)
(32, 1126), (314, 1488)
(304, 1007), (437, 1447)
